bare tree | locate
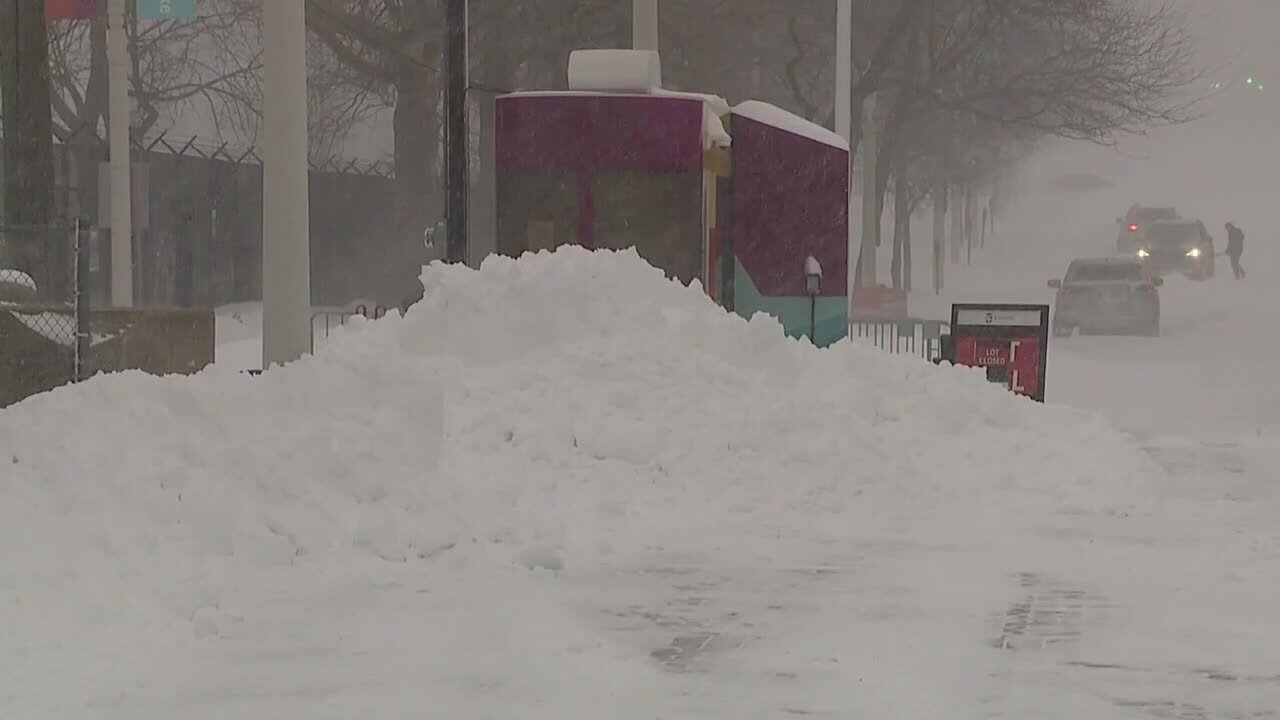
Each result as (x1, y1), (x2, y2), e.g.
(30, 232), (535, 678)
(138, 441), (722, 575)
(851, 0), (1202, 287)
(305, 0), (446, 243)
(45, 1), (261, 144)
(911, 0), (1202, 144)
(44, 0), (383, 164)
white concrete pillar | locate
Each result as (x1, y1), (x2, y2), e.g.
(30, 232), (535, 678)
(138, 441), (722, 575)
(106, 0), (133, 307)
(261, 0), (312, 367)
(836, 0), (853, 315)
(633, 0), (658, 52)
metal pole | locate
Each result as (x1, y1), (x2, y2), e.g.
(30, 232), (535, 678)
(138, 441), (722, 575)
(860, 91), (878, 288)
(261, 0), (311, 368)
(932, 181), (945, 294)
(835, 0), (853, 324)
(74, 218), (90, 381)
(106, 0), (132, 307)
(966, 186), (973, 265)
(810, 294), (817, 345)
(632, 0), (658, 51)
(445, 0), (469, 264)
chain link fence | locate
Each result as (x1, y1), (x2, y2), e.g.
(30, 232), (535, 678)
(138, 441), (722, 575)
(0, 222), (93, 405)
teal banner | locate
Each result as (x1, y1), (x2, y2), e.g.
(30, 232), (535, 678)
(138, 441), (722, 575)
(137, 0), (197, 20)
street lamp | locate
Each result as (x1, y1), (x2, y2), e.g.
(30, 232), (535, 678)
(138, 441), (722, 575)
(805, 255), (822, 344)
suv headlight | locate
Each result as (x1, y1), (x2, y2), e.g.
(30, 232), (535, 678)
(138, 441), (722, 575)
(1186, 247), (1201, 258)
(1137, 248), (1150, 258)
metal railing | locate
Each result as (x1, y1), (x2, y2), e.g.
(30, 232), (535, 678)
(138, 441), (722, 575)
(848, 317), (950, 361)
(309, 302), (387, 352)
(242, 303), (390, 375)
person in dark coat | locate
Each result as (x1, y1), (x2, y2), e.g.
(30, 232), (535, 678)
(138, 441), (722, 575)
(1224, 222), (1246, 279)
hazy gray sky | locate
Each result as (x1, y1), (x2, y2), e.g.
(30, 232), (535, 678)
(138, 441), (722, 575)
(1180, 0), (1278, 84)
(1027, 0), (1275, 245)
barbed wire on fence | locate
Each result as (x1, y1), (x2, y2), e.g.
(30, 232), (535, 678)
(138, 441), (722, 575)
(48, 123), (395, 179)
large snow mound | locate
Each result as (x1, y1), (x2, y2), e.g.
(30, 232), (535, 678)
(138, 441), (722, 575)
(0, 243), (1163, 574)
(0, 246), (1162, 714)
(404, 247), (1156, 529)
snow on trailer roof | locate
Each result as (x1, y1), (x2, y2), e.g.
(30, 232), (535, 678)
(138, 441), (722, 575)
(731, 100), (849, 151)
(500, 88), (730, 116)
(504, 51), (848, 153)
(502, 50), (736, 149)
(500, 89), (732, 149)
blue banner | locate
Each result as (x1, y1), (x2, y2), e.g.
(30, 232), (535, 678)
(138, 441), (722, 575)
(137, 0), (197, 20)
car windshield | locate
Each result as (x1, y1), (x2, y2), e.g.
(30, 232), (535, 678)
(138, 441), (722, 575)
(1067, 263), (1144, 282)
(1134, 207), (1177, 222)
(1146, 223), (1201, 245)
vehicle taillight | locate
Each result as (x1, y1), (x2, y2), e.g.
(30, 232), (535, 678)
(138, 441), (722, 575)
(1138, 283), (1156, 293)
(1128, 224), (1139, 232)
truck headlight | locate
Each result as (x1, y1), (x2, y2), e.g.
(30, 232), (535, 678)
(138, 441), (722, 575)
(1137, 248), (1150, 258)
(1186, 247), (1201, 258)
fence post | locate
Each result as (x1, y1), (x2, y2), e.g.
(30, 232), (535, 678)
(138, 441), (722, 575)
(74, 219), (91, 382)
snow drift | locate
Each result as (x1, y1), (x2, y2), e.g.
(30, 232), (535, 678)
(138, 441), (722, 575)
(0, 246), (1162, 715)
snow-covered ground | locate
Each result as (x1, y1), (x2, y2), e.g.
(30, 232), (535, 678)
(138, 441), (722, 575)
(5, 233), (1280, 718)
(5, 89), (1280, 717)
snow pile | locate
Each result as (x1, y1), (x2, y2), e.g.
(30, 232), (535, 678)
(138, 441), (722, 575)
(0, 246), (1164, 715)
(5, 342), (451, 549)
(400, 248), (1157, 535)
(1, 244), (1164, 572)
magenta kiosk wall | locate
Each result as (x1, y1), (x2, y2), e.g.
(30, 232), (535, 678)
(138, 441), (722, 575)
(494, 90), (850, 347)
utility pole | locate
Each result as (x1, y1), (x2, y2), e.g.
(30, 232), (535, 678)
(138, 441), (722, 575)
(106, 0), (133, 306)
(835, 0), (852, 320)
(633, 0), (658, 51)
(444, 0), (468, 265)
(261, 0), (311, 367)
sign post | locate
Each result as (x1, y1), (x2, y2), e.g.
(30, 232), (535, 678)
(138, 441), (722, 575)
(945, 303), (1050, 402)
